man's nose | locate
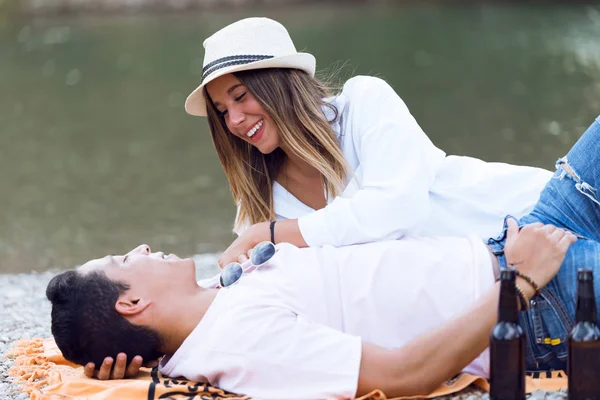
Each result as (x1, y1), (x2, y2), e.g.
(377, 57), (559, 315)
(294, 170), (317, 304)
(130, 244), (151, 255)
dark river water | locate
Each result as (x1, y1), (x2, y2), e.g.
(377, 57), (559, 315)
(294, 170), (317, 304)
(1, 3), (599, 272)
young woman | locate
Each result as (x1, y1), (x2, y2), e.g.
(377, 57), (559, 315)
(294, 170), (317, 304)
(190, 17), (555, 266)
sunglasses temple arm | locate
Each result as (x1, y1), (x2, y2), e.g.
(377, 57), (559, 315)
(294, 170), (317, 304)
(201, 274), (221, 289)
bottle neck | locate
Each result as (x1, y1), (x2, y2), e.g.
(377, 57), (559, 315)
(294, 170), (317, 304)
(576, 280), (597, 323)
(498, 276), (519, 323)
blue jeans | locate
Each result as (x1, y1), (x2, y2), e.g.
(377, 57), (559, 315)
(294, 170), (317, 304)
(488, 115), (600, 371)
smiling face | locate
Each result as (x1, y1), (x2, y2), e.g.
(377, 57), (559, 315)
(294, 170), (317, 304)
(78, 244), (198, 303)
(205, 73), (281, 154)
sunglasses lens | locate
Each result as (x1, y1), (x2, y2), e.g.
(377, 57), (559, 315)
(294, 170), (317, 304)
(220, 263), (243, 287)
(250, 241), (276, 266)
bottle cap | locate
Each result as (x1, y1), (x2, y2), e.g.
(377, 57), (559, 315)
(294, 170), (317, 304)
(500, 268), (516, 279)
(578, 268), (594, 281)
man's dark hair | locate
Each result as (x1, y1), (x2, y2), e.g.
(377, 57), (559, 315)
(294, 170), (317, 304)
(46, 269), (163, 368)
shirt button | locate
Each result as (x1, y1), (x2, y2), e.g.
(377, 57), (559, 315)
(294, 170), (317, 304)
(531, 300), (536, 306)
(536, 338), (542, 344)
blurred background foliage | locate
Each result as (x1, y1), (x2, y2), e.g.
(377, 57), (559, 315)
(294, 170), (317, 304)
(1, 1), (600, 273)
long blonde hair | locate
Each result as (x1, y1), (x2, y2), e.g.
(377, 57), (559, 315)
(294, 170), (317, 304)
(204, 68), (349, 232)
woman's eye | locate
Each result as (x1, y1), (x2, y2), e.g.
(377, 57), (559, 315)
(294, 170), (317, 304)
(218, 109), (228, 118)
(235, 92), (246, 102)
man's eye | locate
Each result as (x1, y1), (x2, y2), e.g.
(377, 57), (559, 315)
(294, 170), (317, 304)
(123, 255), (129, 263)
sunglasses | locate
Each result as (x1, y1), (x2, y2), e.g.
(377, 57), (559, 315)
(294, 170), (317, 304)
(218, 241), (277, 288)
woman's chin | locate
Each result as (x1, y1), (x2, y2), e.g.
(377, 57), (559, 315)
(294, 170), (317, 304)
(255, 143), (278, 154)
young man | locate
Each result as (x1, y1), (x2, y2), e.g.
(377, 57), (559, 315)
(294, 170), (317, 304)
(48, 219), (582, 400)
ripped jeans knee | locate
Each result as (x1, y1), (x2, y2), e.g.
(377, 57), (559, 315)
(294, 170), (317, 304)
(555, 157), (600, 207)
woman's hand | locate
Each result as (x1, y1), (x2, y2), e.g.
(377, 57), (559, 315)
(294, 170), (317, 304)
(84, 353), (159, 380)
(218, 222), (269, 268)
(503, 218), (577, 292)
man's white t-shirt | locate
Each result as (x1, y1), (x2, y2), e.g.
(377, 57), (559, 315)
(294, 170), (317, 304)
(159, 237), (495, 400)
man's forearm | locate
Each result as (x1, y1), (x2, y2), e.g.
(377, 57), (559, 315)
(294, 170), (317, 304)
(392, 282), (501, 394)
(357, 282), (504, 397)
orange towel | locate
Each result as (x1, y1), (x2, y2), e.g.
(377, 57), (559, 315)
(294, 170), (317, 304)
(6, 338), (566, 400)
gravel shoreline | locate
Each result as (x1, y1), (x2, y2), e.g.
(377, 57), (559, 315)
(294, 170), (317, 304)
(0, 255), (567, 400)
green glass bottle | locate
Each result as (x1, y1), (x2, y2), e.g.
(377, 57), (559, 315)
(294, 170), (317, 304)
(490, 269), (525, 400)
(568, 268), (600, 400)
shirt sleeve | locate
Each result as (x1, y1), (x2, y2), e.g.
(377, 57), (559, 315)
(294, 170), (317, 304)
(206, 311), (362, 400)
(298, 76), (446, 247)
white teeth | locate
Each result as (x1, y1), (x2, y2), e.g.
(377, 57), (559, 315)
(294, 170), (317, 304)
(247, 120), (263, 137)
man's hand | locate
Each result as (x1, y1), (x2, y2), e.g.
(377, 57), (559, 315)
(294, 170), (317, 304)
(84, 353), (159, 380)
(503, 218), (577, 291)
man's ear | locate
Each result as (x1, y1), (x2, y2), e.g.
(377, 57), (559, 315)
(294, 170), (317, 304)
(115, 295), (151, 316)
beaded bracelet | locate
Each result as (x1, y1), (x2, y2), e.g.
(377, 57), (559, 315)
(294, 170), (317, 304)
(515, 283), (530, 311)
(514, 270), (540, 296)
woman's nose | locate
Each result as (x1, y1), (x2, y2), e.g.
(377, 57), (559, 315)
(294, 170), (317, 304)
(228, 107), (245, 127)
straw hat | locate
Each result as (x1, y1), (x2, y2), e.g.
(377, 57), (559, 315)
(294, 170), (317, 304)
(184, 17), (316, 117)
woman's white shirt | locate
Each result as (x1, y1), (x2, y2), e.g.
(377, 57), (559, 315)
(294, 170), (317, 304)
(239, 76), (553, 246)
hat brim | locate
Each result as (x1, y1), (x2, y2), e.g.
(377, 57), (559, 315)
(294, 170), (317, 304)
(184, 52), (316, 117)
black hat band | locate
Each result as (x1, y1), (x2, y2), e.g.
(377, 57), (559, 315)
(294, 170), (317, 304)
(201, 55), (274, 83)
